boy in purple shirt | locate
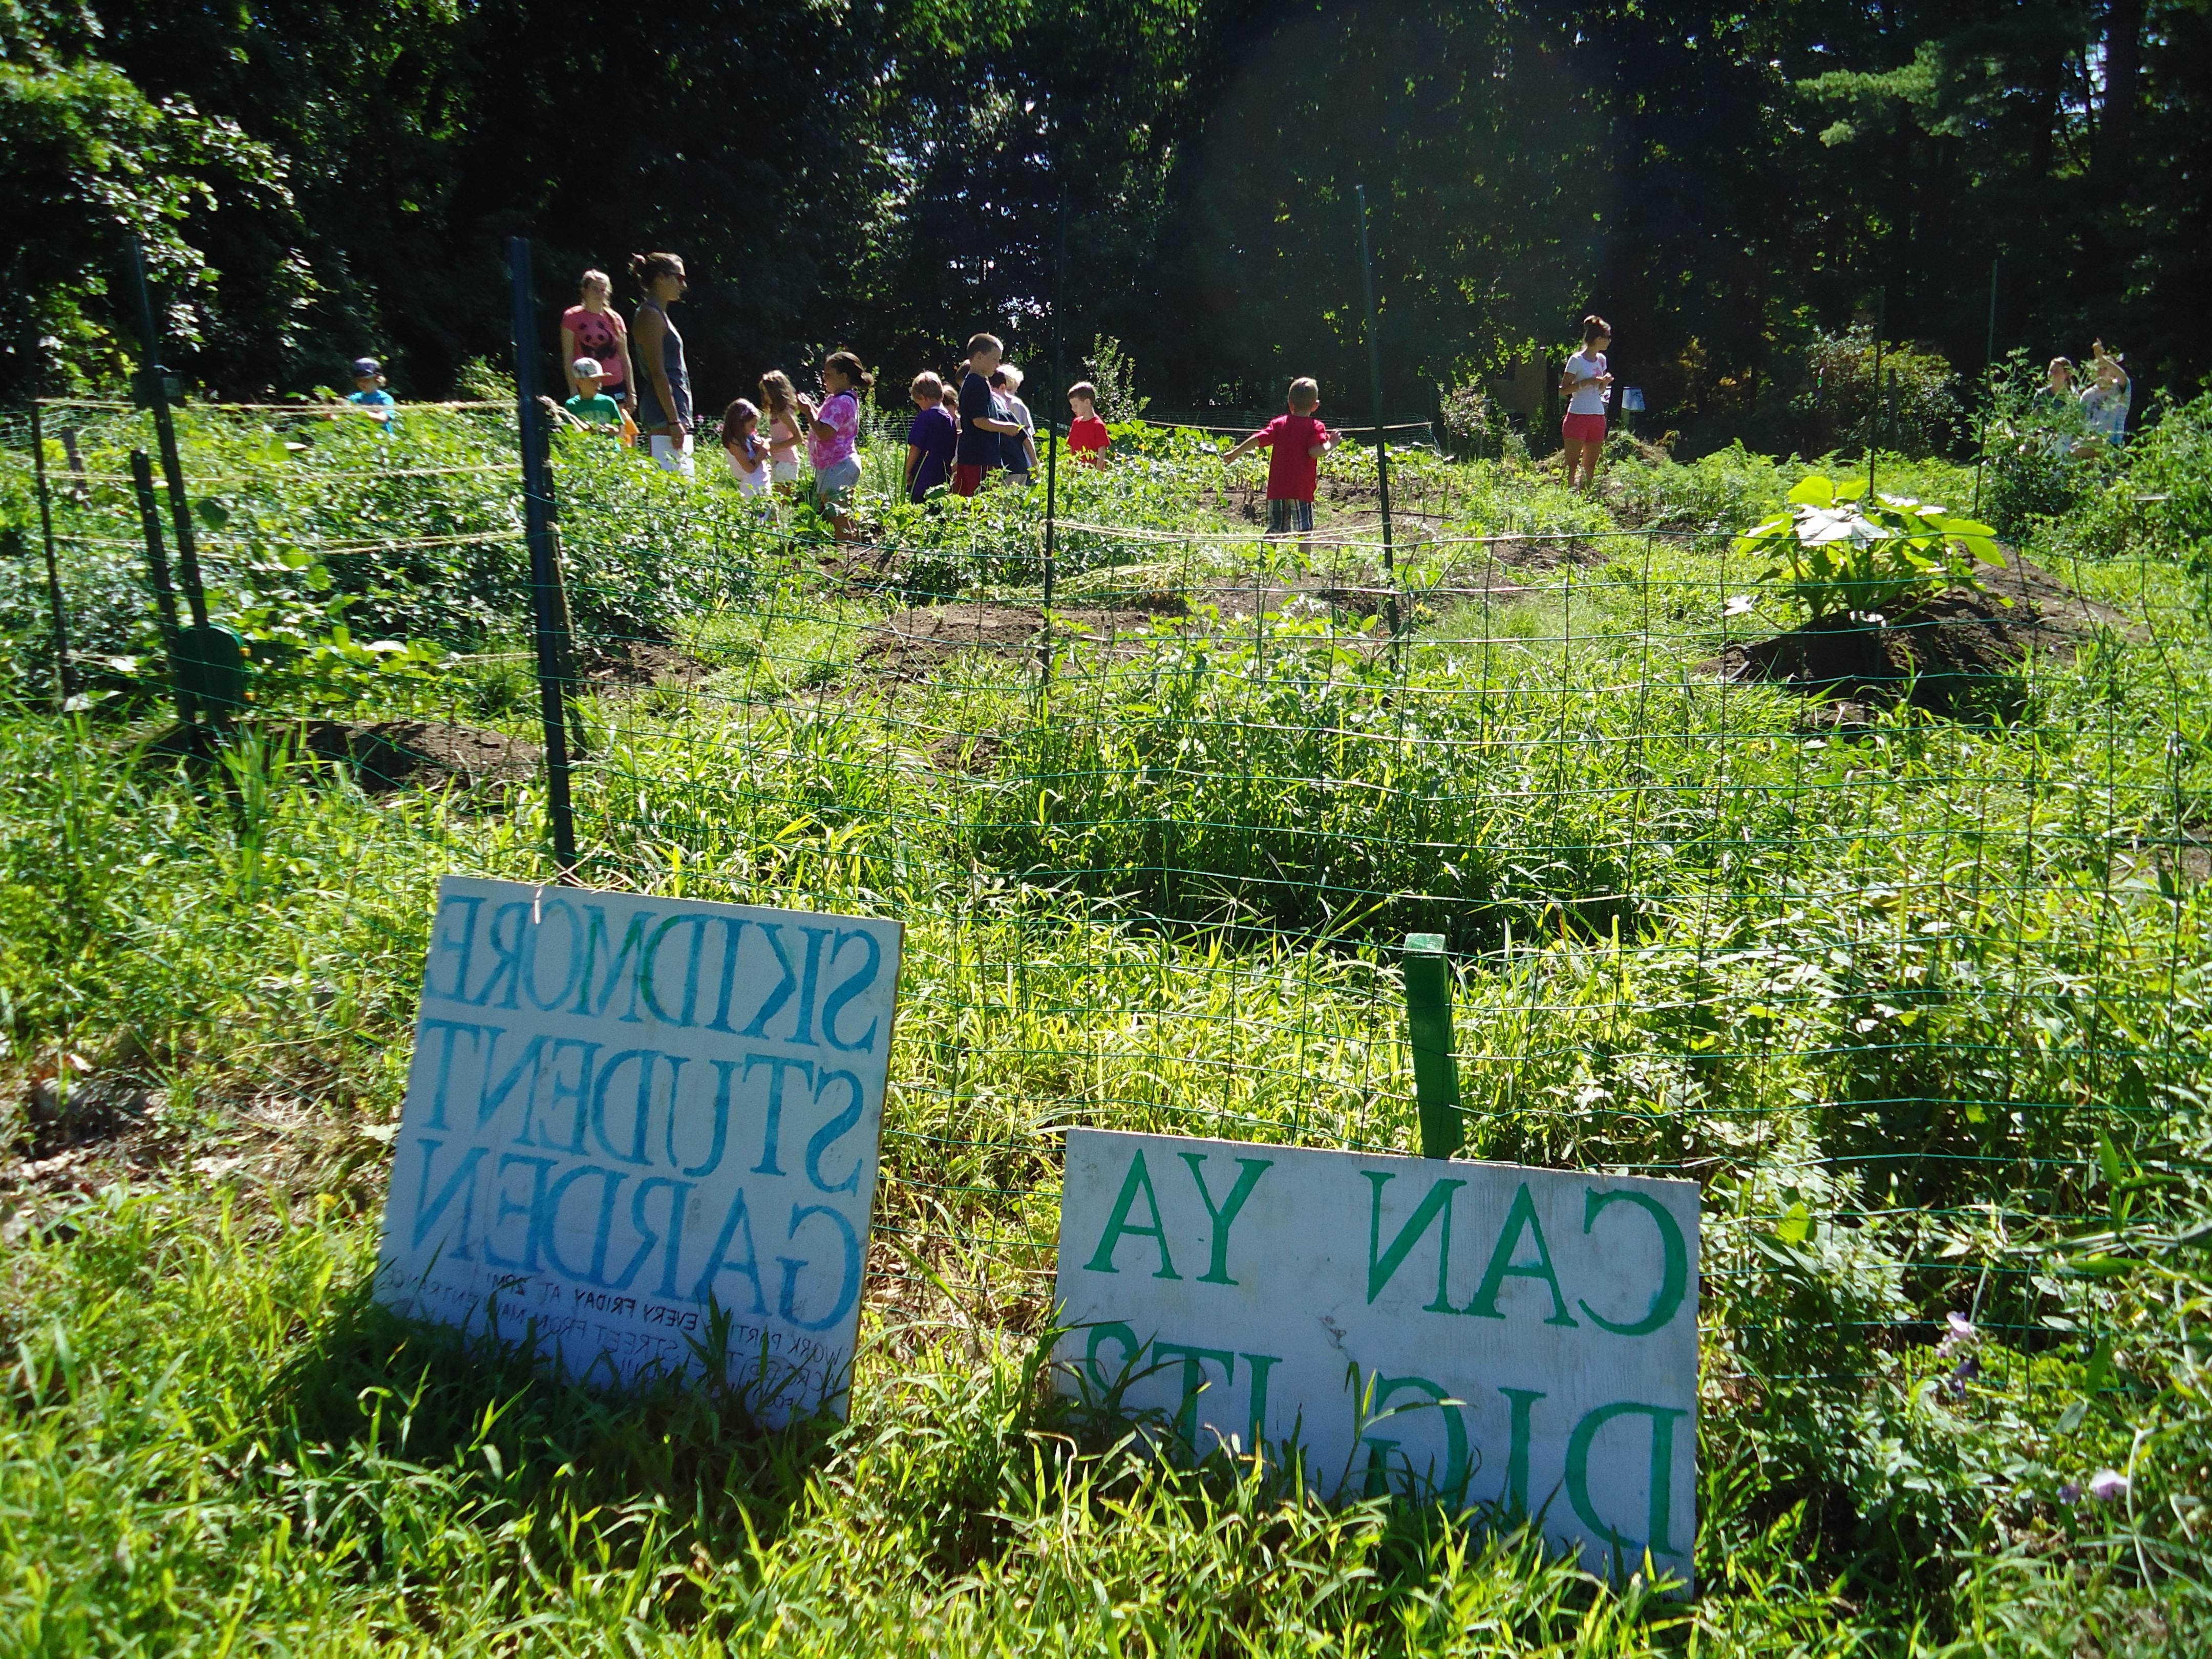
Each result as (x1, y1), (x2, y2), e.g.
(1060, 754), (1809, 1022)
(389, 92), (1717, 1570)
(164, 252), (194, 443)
(904, 371), (959, 501)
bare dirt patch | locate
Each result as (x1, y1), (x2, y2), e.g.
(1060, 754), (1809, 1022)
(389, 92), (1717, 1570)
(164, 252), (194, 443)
(303, 717), (542, 791)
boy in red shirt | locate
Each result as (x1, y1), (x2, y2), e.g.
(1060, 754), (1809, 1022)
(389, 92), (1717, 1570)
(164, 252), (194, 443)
(1066, 380), (1111, 464)
(1223, 377), (1333, 541)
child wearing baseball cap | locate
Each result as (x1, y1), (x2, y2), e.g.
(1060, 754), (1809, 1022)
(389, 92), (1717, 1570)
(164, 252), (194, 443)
(347, 357), (396, 432)
(562, 358), (622, 431)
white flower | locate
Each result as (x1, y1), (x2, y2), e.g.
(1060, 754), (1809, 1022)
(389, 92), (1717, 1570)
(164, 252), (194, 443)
(2086, 1469), (2129, 1503)
(1724, 594), (1754, 618)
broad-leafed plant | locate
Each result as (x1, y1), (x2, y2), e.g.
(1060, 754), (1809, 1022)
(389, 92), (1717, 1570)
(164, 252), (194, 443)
(1734, 473), (2001, 622)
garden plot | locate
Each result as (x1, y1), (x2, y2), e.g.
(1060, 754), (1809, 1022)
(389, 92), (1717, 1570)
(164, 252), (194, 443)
(5, 399), (2212, 1650)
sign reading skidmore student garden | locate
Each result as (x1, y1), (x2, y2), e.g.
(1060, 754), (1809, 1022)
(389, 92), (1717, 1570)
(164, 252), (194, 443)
(1055, 1130), (1699, 1585)
(377, 876), (903, 1424)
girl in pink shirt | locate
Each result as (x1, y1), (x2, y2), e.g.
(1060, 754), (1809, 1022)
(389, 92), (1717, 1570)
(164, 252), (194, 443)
(798, 351), (871, 541)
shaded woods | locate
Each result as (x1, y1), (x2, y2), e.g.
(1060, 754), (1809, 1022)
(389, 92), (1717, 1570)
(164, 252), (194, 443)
(9, 0), (2209, 438)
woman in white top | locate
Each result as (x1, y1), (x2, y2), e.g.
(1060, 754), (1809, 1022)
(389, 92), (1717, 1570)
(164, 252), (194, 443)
(1559, 314), (1613, 491)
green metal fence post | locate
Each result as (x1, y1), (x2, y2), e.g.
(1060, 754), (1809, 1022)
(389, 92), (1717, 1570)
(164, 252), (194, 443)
(130, 449), (197, 733)
(1402, 931), (1461, 1158)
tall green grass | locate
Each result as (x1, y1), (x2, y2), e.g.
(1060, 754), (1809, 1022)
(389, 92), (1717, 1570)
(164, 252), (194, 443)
(4, 401), (2211, 1651)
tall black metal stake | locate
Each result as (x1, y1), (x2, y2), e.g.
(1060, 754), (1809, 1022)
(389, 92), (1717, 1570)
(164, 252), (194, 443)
(28, 400), (74, 706)
(124, 239), (208, 629)
(508, 237), (581, 879)
(1972, 260), (1999, 519)
(1356, 186), (1400, 653)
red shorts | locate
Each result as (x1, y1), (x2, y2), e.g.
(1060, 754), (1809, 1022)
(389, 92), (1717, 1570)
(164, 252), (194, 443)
(1562, 412), (1607, 445)
(951, 463), (986, 497)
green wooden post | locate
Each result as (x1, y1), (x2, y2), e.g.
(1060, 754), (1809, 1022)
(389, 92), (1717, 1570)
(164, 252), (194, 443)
(1402, 932), (1461, 1158)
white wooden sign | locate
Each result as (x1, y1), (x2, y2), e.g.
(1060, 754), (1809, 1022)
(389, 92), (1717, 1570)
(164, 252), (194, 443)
(377, 876), (902, 1423)
(1054, 1130), (1698, 1585)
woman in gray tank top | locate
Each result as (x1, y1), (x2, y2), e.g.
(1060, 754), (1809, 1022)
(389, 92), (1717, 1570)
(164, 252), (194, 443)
(629, 250), (694, 477)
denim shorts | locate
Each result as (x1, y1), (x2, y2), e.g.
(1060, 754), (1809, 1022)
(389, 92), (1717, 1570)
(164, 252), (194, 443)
(815, 455), (862, 506)
(1266, 497), (1314, 535)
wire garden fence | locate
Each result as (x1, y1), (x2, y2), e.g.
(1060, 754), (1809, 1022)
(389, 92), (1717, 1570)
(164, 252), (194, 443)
(5, 367), (2206, 1470)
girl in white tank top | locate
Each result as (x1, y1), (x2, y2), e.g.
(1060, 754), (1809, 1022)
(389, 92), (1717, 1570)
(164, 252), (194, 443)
(720, 399), (772, 502)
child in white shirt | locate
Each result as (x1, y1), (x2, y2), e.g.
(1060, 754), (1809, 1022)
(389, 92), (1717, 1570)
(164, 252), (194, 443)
(1559, 315), (1613, 491)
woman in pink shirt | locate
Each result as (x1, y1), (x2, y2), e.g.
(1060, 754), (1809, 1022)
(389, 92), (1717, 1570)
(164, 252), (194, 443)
(560, 270), (633, 418)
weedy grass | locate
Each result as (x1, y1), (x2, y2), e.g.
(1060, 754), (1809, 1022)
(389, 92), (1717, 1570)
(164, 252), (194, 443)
(2, 402), (2210, 1652)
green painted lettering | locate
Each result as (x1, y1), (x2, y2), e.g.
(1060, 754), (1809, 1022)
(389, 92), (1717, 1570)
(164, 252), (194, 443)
(1364, 1172), (1465, 1310)
(1083, 1151), (1181, 1279)
(1178, 1152), (1271, 1285)
(1464, 1182), (1578, 1327)
(1577, 1188), (1690, 1336)
(1498, 1386), (1545, 1515)
(1151, 1341), (1236, 1453)
(1363, 1373), (1470, 1500)
(1564, 1401), (1687, 1560)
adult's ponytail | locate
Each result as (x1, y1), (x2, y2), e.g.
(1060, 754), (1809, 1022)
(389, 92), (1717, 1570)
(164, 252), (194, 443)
(631, 251), (685, 289)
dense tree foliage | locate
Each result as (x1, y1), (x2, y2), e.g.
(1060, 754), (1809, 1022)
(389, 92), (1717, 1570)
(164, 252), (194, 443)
(7, 0), (2207, 441)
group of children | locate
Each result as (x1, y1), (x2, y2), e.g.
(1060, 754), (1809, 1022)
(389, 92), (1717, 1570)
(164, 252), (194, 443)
(584, 324), (1340, 541)
(704, 333), (1120, 539)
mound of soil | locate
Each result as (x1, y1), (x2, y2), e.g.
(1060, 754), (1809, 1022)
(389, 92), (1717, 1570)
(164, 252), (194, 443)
(863, 598), (1185, 677)
(303, 718), (541, 791)
(1701, 551), (2133, 722)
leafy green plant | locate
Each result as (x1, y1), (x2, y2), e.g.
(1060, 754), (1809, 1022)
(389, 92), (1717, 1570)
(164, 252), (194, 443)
(1734, 473), (2000, 621)
(1081, 334), (1151, 423)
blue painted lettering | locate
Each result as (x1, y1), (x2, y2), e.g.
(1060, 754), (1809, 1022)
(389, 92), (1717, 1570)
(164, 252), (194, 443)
(819, 929), (883, 1053)
(777, 1203), (860, 1332)
(804, 1069), (866, 1194)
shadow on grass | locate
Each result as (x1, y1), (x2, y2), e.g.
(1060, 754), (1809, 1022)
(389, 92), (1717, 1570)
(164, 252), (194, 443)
(264, 1278), (838, 1572)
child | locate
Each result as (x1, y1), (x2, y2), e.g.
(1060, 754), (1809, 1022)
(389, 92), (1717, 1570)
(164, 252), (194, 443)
(905, 371), (959, 502)
(720, 398), (773, 501)
(952, 333), (1024, 496)
(759, 370), (807, 496)
(800, 350), (871, 540)
(347, 356), (396, 432)
(1066, 381), (1110, 464)
(1559, 315), (1612, 490)
(1222, 377), (1333, 540)
(563, 358), (623, 430)
(991, 364), (1039, 485)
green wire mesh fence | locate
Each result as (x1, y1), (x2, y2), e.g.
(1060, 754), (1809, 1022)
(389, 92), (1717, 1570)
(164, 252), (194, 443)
(5, 394), (2205, 1426)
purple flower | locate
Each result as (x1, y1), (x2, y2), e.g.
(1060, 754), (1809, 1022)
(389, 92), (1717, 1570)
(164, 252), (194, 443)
(1939, 1354), (1983, 1398)
(1937, 1312), (1977, 1358)
(2086, 1469), (2129, 1503)
(2058, 1481), (2083, 1505)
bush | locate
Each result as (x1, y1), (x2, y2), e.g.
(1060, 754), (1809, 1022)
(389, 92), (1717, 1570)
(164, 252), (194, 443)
(1792, 326), (1962, 459)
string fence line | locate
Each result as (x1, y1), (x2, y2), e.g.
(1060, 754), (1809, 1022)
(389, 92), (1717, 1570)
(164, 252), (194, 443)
(3, 394), (2202, 1402)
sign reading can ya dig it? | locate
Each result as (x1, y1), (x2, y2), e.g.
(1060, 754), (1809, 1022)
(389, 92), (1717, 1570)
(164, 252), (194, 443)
(1055, 1130), (1699, 1585)
(377, 877), (902, 1423)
